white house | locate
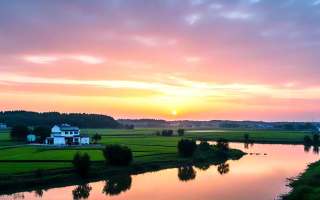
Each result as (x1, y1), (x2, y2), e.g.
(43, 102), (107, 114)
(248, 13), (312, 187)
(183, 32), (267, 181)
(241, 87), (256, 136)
(0, 123), (7, 129)
(45, 124), (90, 145)
(27, 134), (36, 142)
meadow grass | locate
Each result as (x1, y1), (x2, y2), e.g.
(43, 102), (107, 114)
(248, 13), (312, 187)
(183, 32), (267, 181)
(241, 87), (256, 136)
(0, 128), (311, 174)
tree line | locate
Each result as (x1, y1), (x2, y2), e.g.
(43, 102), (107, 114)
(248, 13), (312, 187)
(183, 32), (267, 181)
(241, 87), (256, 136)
(0, 111), (119, 128)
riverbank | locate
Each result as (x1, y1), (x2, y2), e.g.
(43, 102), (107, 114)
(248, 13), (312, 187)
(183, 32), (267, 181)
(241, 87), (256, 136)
(0, 145), (245, 191)
(282, 160), (320, 200)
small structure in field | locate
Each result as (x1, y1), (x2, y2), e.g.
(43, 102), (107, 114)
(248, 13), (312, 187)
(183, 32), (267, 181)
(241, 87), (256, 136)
(0, 123), (7, 129)
(45, 124), (90, 145)
(27, 134), (37, 142)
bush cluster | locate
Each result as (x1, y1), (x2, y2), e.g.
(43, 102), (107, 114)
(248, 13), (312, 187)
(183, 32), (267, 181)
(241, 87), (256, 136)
(198, 141), (211, 151)
(217, 138), (229, 151)
(72, 152), (91, 177)
(178, 139), (197, 157)
(103, 144), (133, 165)
(177, 129), (185, 136)
(161, 130), (173, 136)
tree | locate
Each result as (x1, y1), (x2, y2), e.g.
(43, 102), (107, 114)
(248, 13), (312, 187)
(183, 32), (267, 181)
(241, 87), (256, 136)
(72, 184), (92, 200)
(72, 152), (91, 177)
(177, 128), (185, 136)
(304, 135), (312, 144)
(177, 139), (197, 157)
(198, 141), (211, 151)
(217, 138), (229, 151)
(10, 124), (29, 141)
(103, 174), (132, 196)
(161, 130), (173, 136)
(32, 125), (51, 143)
(102, 144), (133, 165)
(313, 134), (319, 143)
(91, 133), (102, 143)
(178, 166), (196, 182)
(124, 124), (134, 129)
(283, 124), (295, 130)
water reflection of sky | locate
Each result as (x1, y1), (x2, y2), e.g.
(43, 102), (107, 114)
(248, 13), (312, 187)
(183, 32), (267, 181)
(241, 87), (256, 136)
(1, 143), (319, 200)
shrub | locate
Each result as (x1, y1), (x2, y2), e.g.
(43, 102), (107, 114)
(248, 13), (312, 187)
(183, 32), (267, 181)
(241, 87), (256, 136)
(313, 134), (319, 143)
(217, 138), (229, 151)
(91, 133), (102, 143)
(161, 130), (173, 136)
(304, 135), (312, 144)
(34, 169), (45, 178)
(103, 144), (133, 165)
(72, 152), (91, 177)
(282, 185), (312, 200)
(177, 128), (185, 136)
(177, 139), (197, 157)
(153, 131), (161, 136)
(244, 134), (249, 140)
(198, 141), (211, 151)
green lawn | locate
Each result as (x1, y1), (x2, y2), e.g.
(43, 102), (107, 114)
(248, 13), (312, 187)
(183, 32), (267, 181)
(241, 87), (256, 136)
(0, 128), (312, 174)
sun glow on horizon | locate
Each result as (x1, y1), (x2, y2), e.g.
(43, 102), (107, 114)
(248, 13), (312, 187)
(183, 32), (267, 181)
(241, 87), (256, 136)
(172, 110), (177, 115)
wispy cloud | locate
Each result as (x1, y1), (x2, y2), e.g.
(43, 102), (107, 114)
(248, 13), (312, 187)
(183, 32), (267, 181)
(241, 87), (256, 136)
(186, 57), (200, 62)
(70, 56), (104, 64)
(220, 12), (252, 20)
(185, 15), (200, 25)
(23, 55), (104, 64)
(24, 56), (58, 64)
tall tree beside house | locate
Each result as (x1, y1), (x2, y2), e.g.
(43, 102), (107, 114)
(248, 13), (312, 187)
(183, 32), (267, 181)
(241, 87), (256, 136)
(32, 125), (51, 143)
(91, 133), (102, 143)
(10, 124), (30, 141)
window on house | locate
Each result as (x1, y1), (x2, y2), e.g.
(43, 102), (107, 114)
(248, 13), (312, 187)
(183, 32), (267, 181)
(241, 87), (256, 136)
(74, 138), (79, 142)
(65, 132), (68, 134)
(70, 132), (73, 134)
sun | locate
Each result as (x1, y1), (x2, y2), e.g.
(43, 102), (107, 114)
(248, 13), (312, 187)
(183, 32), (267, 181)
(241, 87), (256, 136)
(172, 110), (177, 115)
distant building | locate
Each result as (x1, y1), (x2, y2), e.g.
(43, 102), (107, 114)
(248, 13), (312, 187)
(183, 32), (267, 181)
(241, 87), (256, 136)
(45, 124), (90, 145)
(0, 123), (7, 129)
(27, 134), (37, 142)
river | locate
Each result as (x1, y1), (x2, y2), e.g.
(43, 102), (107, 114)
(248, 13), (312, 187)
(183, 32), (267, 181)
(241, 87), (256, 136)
(1, 143), (319, 200)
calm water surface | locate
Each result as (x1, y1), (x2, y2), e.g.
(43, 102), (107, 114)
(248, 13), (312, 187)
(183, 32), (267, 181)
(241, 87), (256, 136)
(1, 143), (319, 200)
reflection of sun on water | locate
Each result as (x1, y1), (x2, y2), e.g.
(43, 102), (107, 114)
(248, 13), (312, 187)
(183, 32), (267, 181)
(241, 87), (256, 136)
(172, 110), (177, 115)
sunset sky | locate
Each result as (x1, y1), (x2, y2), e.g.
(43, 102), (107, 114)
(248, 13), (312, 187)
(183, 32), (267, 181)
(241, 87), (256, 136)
(1, 0), (320, 121)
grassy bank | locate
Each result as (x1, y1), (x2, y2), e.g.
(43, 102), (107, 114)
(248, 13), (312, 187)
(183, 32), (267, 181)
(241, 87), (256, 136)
(0, 144), (244, 191)
(0, 128), (313, 174)
(282, 160), (320, 200)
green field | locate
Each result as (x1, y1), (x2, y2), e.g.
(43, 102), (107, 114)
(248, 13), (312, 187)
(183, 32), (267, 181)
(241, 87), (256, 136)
(0, 128), (313, 174)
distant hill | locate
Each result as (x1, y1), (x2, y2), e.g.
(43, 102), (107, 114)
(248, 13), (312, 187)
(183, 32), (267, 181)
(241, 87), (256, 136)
(0, 111), (119, 128)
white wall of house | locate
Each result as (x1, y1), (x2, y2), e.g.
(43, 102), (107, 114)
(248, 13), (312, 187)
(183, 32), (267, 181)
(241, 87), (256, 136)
(0, 124), (7, 129)
(54, 137), (66, 145)
(27, 134), (36, 142)
(80, 137), (90, 144)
